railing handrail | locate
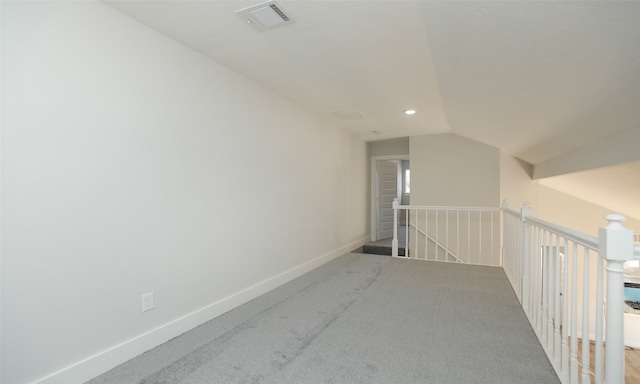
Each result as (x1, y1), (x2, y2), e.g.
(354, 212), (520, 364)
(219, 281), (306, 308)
(523, 215), (599, 251)
(393, 200), (500, 265)
(396, 204), (501, 212)
(502, 207), (521, 218)
(503, 204), (598, 250)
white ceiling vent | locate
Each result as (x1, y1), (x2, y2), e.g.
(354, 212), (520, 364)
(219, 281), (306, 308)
(331, 111), (364, 120)
(236, 1), (295, 31)
(332, 111), (365, 120)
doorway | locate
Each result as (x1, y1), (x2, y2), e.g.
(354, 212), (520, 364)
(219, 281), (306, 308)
(370, 156), (410, 241)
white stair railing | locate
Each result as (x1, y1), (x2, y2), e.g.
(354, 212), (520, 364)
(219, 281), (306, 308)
(410, 222), (464, 263)
(502, 202), (634, 384)
(392, 199), (633, 383)
(391, 199), (501, 266)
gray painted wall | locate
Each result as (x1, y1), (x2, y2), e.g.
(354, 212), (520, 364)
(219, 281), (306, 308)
(410, 134), (500, 207)
(1, 2), (369, 383)
(533, 126), (640, 179)
(370, 137), (410, 157)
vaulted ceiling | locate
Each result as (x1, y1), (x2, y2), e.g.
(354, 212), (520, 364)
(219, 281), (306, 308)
(104, 0), (640, 218)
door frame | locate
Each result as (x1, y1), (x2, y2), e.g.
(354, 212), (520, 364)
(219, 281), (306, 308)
(370, 155), (409, 241)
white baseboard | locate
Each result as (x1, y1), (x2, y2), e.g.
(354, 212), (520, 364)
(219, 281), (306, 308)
(32, 236), (369, 384)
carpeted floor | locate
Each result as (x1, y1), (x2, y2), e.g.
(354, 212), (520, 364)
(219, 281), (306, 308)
(87, 253), (560, 384)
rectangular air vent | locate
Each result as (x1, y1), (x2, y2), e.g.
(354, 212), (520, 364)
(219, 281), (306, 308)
(332, 111), (365, 120)
(236, 1), (295, 31)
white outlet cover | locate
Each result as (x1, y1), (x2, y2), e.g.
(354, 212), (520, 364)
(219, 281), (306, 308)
(142, 292), (155, 312)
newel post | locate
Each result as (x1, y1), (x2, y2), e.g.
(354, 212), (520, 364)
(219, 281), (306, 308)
(392, 198), (399, 258)
(599, 214), (633, 384)
(521, 202), (532, 312)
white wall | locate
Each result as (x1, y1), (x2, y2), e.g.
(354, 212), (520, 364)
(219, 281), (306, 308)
(539, 186), (640, 236)
(410, 134), (500, 207)
(500, 150), (640, 234)
(533, 126), (640, 179)
(1, 2), (369, 383)
(500, 151), (640, 233)
(369, 137), (409, 157)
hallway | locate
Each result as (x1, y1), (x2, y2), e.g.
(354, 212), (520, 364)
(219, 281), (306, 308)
(88, 253), (559, 384)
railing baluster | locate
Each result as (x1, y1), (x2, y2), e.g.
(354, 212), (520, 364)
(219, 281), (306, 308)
(535, 227), (540, 324)
(517, 213), (522, 299)
(517, 218), (520, 300)
(478, 211), (482, 265)
(414, 209), (418, 259)
(446, 210), (450, 262)
(405, 208), (409, 258)
(537, 227), (544, 337)
(547, 232), (557, 353)
(392, 199), (398, 258)
(594, 255), (603, 384)
(435, 210), (439, 262)
(580, 247), (590, 384)
(570, 243), (579, 384)
(425, 209), (429, 260)
(532, 224), (538, 330)
(424, 209), (429, 260)
(522, 203), (531, 313)
(528, 223), (534, 322)
(561, 237), (569, 381)
(491, 210), (495, 266)
(553, 235), (562, 365)
(456, 210), (460, 263)
(539, 227), (544, 333)
(542, 230), (549, 345)
(467, 211), (471, 264)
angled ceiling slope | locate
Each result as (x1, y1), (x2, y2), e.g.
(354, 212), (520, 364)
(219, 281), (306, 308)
(103, 0), (450, 142)
(418, 1), (640, 165)
(103, 0), (640, 219)
(104, 0), (640, 166)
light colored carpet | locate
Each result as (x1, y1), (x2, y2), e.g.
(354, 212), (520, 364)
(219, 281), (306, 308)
(87, 253), (560, 384)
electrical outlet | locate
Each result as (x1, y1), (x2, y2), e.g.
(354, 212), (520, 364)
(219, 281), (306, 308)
(141, 292), (155, 312)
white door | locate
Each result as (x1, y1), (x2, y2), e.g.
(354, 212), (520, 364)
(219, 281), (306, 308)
(377, 160), (398, 239)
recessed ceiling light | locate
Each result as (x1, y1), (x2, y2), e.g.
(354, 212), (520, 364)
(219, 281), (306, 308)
(404, 109), (416, 115)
